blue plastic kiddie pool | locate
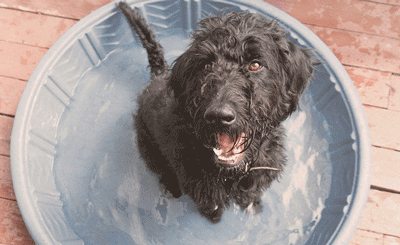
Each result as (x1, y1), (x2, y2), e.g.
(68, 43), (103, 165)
(11, 0), (372, 244)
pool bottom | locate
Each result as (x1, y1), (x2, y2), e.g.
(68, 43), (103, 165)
(53, 46), (332, 245)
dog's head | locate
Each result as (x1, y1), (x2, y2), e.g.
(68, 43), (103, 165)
(168, 12), (317, 169)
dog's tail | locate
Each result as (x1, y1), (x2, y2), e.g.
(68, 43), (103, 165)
(117, 2), (168, 76)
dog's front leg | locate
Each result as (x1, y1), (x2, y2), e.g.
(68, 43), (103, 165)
(234, 175), (264, 215)
(185, 180), (228, 223)
(236, 194), (263, 215)
(197, 201), (224, 224)
(159, 170), (182, 198)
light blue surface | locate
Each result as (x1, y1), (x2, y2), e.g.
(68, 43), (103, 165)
(11, 0), (372, 244)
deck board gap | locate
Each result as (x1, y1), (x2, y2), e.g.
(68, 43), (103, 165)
(305, 23), (400, 41)
(362, 103), (387, 110)
(0, 75), (27, 83)
(0, 196), (17, 202)
(0, 113), (14, 118)
(371, 185), (400, 195)
(0, 39), (51, 50)
(358, 228), (400, 239)
(360, 0), (400, 7)
(343, 64), (396, 75)
(0, 6), (80, 21)
(372, 144), (400, 153)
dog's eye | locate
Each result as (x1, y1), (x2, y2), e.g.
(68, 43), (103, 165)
(249, 61), (262, 72)
(205, 63), (212, 70)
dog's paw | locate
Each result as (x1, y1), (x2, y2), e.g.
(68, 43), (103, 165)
(159, 176), (182, 198)
(208, 208), (224, 224)
(199, 203), (224, 223)
(245, 200), (263, 215)
(159, 183), (182, 199)
(245, 202), (255, 215)
(159, 186), (174, 199)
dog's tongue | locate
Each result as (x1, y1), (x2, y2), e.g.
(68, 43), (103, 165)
(217, 133), (235, 151)
(213, 133), (245, 163)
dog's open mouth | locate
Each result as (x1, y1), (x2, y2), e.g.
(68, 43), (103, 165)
(212, 133), (246, 166)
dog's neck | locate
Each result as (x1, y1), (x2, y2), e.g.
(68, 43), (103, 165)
(219, 162), (281, 197)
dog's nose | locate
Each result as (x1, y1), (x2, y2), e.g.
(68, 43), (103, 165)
(204, 104), (236, 125)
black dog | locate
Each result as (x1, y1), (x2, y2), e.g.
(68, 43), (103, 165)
(118, 2), (316, 223)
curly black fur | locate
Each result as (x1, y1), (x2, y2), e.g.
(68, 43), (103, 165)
(118, 2), (317, 223)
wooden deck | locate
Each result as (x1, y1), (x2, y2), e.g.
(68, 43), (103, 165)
(0, 0), (399, 244)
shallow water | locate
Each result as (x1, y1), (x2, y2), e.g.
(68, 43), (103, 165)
(54, 35), (332, 245)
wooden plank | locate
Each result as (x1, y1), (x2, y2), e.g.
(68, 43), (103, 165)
(0, 139), (10, 157)
(0, 137), (10, 157)
(0, 76), (26, 116)
(308, 25), (400, 74)
(358, 189), (400, 237)
(371, 146), (400, 193)
(265, 0), (400, 39)
(350, 229), (384, 245)
(0, 8), (76, 49)
(0, 41), (47, 81)
(0, 198), (34, 244)
(1, 0), (113, 20)
(365, 106), (400, 150)
(389, 75), (400, 112)
(384, 235), (400, 244)
(346, 67), (391, 108)
(0, 115), (13, 157)
(0, 155), (15, 201)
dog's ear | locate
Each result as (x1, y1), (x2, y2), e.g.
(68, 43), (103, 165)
(168, 50), (201, 104)
(272, 41), (317, 123)
(168, 54), (186, 100)
(284, 42), (316, 95)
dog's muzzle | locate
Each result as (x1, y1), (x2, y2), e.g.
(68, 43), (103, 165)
(201, 104), (246, 166)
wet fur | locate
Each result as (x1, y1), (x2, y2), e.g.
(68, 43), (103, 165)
(118, 2), (316, 223)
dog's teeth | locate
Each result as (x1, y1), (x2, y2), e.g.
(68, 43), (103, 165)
(213, 148), (222, 156)
(213, 144), (244, 165)
(218, 154), (238, 162)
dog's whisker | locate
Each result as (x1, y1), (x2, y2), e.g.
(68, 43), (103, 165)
(249, 166), (282, 171)
(193, 96), (199, 108)
(238, 134), (253, 154)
